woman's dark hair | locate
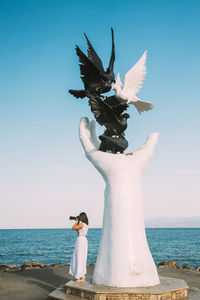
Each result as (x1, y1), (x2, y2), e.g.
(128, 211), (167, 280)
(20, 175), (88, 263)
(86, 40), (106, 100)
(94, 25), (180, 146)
(79, 212), (89, 225)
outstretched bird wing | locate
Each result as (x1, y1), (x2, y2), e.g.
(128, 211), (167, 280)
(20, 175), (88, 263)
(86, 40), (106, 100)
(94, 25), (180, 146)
(76, 46), (102, 86)
(88, 94), (124, 134)
(123, 50), (147, 98)
(107, 28), (115, 74)
(84, 33), (104, 73)
(115, 73), (123, 89)
(84, 27), (115, 80)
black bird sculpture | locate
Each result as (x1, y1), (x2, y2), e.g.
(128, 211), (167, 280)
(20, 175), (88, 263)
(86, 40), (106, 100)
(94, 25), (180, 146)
(88, 93), (130, 153)
(69, 28), (115, 99)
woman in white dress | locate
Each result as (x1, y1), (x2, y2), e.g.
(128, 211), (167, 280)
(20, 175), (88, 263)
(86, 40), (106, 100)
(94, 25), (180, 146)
(69, 212), (89, 282)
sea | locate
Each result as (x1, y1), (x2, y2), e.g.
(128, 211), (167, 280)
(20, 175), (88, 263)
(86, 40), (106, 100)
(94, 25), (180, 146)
(0, 228), (200, 268)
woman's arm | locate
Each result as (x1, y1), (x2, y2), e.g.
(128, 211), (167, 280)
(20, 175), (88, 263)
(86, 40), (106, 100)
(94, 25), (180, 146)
(72, 219), (83, 231)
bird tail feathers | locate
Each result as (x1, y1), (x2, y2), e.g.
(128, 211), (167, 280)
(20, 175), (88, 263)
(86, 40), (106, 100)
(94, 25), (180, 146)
(131, 98), (154, 114)
(68, 89), (86, 99)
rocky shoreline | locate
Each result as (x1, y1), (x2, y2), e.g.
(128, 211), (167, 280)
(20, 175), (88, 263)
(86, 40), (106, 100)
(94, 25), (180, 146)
(0, 262), (70, 272)
(158, 261), (200, 271)
(0, 260), (200, 273)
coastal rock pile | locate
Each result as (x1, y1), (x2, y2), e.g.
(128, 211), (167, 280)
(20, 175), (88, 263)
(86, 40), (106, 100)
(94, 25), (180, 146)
(182, 264), (193, 270)
(157, 261), (200, 271)
(49, 263), (63, 268)
(158, 261), (177, 268)
(0, 262), (69, 272)
(0, 264), (19, 272)
(21, 262), (47, 270)
(0, 261), (200, 272)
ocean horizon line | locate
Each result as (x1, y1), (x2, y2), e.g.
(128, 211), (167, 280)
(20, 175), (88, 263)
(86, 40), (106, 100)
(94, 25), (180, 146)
(1, 227), (200, 230)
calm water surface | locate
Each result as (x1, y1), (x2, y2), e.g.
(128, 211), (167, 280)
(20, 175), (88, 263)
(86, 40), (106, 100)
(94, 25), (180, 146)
(0, 228), (199, 267)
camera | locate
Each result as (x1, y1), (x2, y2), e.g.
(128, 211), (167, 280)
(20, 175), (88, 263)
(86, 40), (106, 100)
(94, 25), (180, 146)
(69, 216), (80, 221)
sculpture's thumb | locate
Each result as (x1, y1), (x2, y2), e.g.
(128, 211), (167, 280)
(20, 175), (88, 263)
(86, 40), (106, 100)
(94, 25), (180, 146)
(135, 132), (159, 168)
(79, 117), (97, 155)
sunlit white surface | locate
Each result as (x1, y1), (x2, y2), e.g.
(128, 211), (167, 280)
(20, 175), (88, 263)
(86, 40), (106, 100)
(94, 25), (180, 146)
(79, 117), (160, 287)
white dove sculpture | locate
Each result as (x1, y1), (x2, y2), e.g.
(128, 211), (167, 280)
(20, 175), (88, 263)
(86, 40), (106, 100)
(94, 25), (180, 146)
(111, 50), (154, 114)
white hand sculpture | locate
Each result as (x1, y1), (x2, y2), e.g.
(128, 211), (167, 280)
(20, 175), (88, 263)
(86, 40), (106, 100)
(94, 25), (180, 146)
(79, 117), (160, 288)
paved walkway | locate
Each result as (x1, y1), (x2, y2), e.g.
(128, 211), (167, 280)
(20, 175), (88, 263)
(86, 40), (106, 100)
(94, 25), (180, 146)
(0, 266), (73, 300)
(0, 266), (199, 300)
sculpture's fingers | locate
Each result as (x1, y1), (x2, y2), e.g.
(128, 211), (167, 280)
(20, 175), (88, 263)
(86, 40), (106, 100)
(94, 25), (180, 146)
(89, 120), (101, 149)
(144, 132), (159, 150)
(79, 117), (97, 154)
(133, 132), (159, 168)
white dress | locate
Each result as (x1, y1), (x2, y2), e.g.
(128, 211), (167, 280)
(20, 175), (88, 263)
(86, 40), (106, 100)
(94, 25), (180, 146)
(69, 222), (88, 279)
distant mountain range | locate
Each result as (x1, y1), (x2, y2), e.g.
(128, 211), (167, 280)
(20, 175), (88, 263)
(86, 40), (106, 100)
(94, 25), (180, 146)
(145, 217), (200, 228)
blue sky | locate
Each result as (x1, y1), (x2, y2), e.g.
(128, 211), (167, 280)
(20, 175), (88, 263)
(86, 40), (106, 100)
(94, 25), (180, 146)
(0, 0), (200, 228)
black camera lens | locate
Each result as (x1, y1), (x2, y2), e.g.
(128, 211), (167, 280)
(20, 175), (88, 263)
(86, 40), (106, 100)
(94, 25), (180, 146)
(69, 216), (80, 221)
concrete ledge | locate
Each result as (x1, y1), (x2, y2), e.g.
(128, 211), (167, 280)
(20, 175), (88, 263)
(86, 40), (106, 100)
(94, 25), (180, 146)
(65, 276), (188, 300)
(49, 285), (66, 300)
(49, 285), (81, 300)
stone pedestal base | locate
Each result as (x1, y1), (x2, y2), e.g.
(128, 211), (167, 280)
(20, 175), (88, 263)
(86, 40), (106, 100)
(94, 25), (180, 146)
(65, 276), (188, 300)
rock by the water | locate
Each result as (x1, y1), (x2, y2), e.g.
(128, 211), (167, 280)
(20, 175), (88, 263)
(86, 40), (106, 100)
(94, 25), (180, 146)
(182, 264), (193, 270)
(176, 265), (183, 270)
(158, 261), (177, 268)
(195, 266), (200, 271)
(0, 265), (9, 272)
(0, 265), (19, 272)
(50, 263), (63, 268)
(21, 262), (46, 270)
(7, 264), (17, 269)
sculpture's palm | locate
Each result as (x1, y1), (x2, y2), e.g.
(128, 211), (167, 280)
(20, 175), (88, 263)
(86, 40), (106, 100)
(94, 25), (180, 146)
(79, 117), (160, 288)
(80, 117), (159, 173)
